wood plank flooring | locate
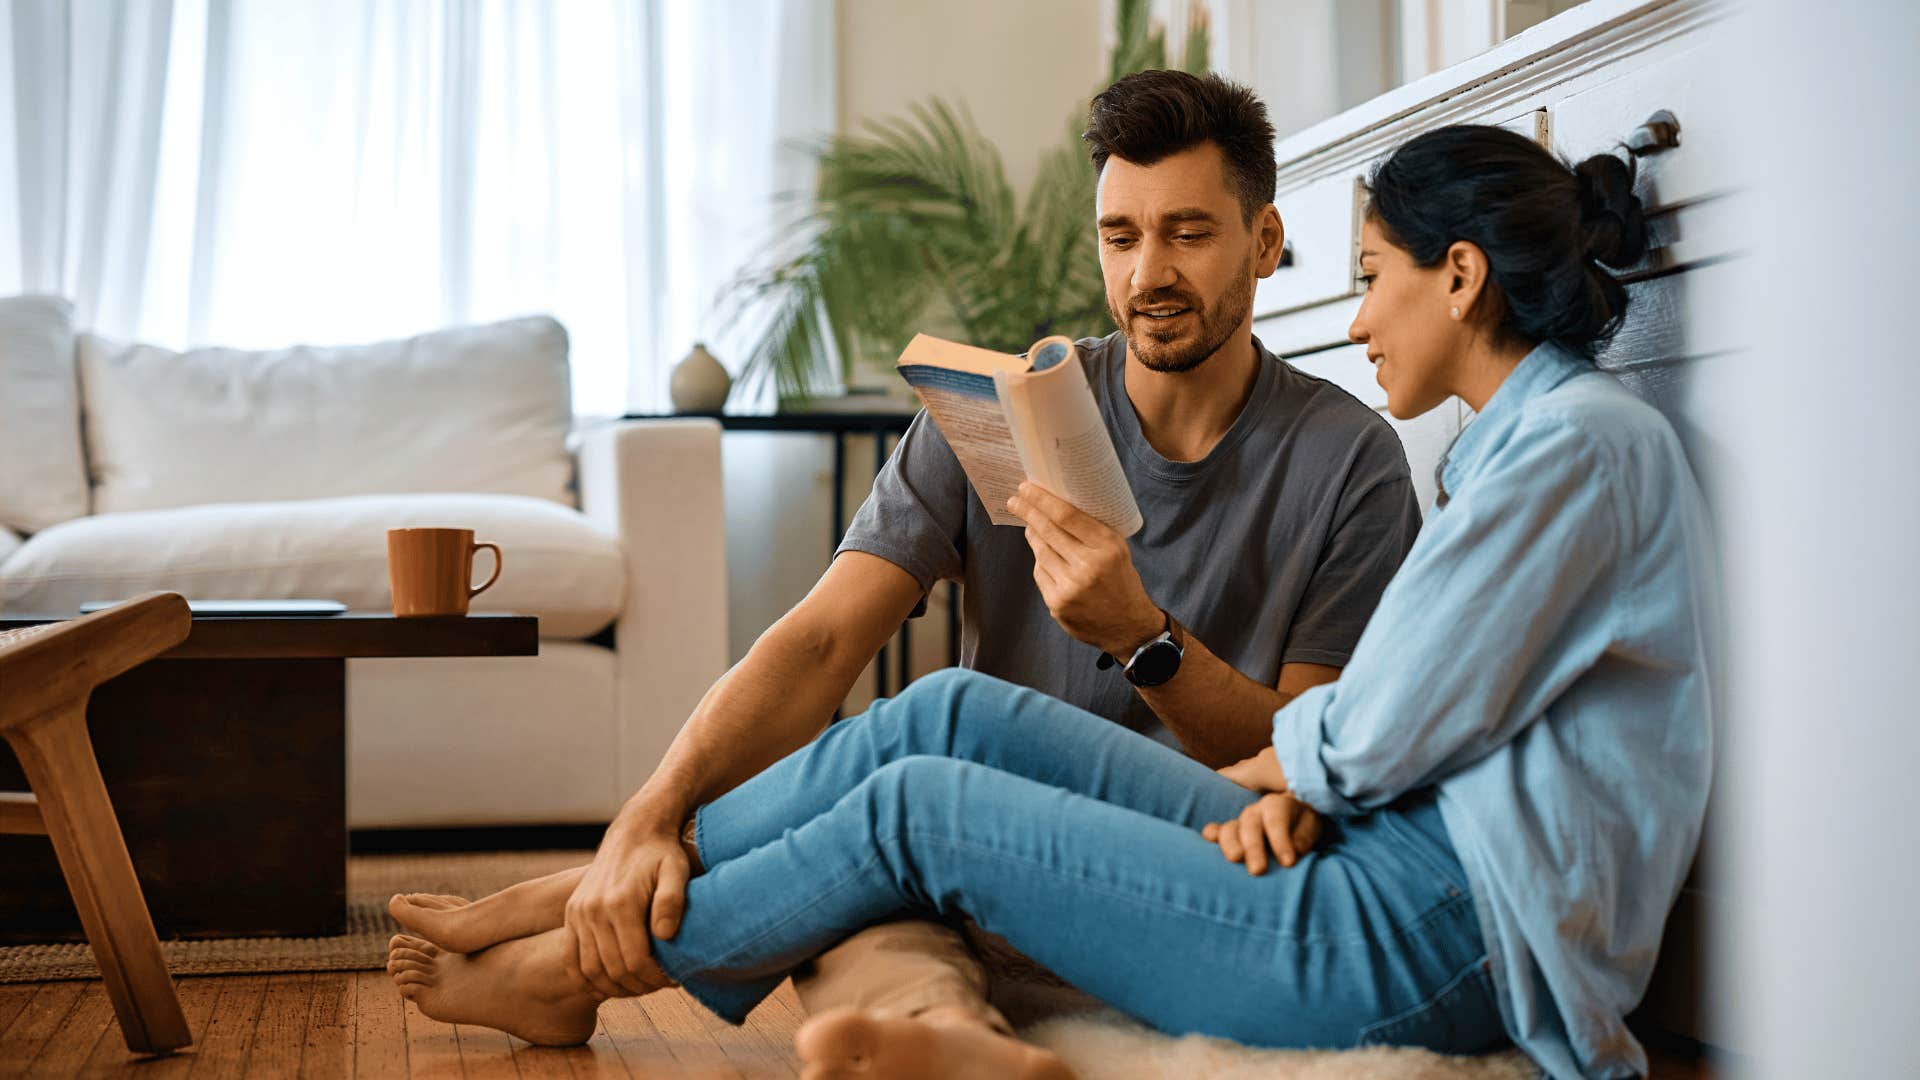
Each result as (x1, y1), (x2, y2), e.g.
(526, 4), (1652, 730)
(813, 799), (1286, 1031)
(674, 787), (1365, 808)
(1, 971), (1719, 1078)
(0, 973), (802, 1078)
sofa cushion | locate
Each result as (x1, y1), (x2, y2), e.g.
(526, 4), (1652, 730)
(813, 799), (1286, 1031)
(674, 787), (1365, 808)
(0, 525), (21, 568)
(77, 315), (576, 515)
(0, 296), (88, 533)
(0, 493), (623, 639)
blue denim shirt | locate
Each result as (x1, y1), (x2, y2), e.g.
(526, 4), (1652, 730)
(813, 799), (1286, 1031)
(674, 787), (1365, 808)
(1271, 342), (1715, 1079)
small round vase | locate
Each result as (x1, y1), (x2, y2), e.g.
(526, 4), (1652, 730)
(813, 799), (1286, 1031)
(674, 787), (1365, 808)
(670, 342), (732, 413)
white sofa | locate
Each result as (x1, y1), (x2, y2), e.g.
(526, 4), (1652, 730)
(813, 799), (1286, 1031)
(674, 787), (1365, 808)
(0, 295), (727, 828)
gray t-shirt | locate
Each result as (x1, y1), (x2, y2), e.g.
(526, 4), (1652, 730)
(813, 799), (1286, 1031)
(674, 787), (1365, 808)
(839, 331), (1420, 747)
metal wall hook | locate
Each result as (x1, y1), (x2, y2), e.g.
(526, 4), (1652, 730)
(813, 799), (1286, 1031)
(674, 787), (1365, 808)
(1626, 109), (1681, 155)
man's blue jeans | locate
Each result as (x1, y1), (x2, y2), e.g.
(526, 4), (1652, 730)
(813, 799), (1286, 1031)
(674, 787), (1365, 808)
(652, 669), (1505, 1053)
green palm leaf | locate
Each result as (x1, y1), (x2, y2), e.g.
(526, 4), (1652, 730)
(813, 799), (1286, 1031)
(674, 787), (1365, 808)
(727, 0), (1210, 405)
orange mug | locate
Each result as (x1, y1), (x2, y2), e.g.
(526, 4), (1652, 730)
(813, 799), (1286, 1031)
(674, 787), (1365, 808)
(386, 528), (502, 617)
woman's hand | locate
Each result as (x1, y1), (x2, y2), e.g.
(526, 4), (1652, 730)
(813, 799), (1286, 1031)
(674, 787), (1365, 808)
(1218, 744), (1288, 794)
(1202, 793), (1323, 874)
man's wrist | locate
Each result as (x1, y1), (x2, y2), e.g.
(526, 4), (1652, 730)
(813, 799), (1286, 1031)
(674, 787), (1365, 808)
(613, 787), (690, 841)
(1103, 603), (1168, 659)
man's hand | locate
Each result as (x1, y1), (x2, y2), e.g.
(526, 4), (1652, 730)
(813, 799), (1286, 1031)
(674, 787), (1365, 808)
(1202, 793), (1323, 874)
(1219, 744), (1288, 794)
(1006, 481), (1162, 657)
(563, 816), (688, 998)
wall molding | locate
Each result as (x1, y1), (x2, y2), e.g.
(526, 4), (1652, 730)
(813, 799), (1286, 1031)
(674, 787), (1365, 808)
(1270, 0), (1728, 190)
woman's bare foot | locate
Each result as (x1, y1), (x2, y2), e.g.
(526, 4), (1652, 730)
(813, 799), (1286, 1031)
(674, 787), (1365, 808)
(388, 865), (588, 953)
(795, 1006), (1076, 1079)
(387, 929), (610, 1046)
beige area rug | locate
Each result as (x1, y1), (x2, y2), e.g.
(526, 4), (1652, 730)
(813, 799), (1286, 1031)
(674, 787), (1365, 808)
(0, 850), (589, 984)
(0, 849), (1537, 1076)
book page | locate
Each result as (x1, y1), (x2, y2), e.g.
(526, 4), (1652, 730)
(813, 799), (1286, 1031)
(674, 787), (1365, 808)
(897, 333), (1141, 534)
(897, 337), (1028, 525)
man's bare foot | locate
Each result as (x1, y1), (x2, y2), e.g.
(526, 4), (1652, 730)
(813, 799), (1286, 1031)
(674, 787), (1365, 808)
(386, 929), (609, 1046)
(795, 1006), (1076, 1080)
(388, 865), (587, 953)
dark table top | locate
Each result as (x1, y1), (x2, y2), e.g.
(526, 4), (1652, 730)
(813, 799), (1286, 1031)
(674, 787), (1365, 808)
(621, 410), (920, 433)
(0, 612), (540, 661)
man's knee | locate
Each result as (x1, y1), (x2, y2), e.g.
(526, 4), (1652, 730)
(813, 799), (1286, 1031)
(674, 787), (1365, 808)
(880, 668), (1012, 753)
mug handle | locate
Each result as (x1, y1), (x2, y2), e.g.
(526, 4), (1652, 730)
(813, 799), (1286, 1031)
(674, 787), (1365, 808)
(470, 542), (503, 599)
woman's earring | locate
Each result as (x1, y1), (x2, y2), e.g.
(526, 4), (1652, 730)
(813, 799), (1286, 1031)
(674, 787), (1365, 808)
(1450, 306), (1461, 320)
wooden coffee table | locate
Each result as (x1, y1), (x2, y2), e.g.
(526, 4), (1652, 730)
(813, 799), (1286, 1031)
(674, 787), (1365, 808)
(0, 611), (537, 942)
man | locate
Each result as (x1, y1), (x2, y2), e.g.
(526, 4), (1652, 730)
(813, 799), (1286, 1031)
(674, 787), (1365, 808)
(387, 70), (1421, 1076)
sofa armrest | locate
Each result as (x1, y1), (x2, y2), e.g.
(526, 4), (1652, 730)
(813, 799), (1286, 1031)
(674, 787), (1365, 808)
(0, 524), (21, 569)
(576, 419), (728, 800)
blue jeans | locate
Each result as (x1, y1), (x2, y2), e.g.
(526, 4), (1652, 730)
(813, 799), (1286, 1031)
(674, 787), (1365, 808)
(652, 669), (1505, 1053)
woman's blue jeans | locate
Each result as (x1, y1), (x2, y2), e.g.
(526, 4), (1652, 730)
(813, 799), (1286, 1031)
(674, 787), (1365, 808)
(652, 669), (1505, 1053)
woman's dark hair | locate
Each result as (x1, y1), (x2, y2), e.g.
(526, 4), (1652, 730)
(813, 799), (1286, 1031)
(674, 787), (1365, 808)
(1364, 125), (1648, 359)
(1083, 70), (1277, 224)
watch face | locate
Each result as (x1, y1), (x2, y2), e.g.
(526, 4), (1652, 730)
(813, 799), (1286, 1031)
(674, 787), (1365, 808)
(1126, 639), (1182, 687)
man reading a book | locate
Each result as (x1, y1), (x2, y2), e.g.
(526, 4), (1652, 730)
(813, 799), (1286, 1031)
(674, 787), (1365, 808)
(388, 71), (1423, 1077)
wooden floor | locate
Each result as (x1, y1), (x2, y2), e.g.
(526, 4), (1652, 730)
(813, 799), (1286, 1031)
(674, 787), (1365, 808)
(0, 973), (805, 1078)
(0, 971), (1720, 1078)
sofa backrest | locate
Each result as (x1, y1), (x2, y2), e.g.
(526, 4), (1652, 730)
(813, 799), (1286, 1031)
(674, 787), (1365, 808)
(76, 314), (577, 515)
(0, 296), (90, 533)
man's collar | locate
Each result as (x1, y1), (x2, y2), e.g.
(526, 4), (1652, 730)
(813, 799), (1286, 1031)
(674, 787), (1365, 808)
(1436, 342), (1590, 505)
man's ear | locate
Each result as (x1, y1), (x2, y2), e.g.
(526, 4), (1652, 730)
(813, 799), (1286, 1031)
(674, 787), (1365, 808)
(1445, 240), (1491, 319)
(1253, 205), (1285, 278)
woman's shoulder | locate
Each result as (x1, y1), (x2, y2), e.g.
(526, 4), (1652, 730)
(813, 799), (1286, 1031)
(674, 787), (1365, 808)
(1520, 368), (1687, 466)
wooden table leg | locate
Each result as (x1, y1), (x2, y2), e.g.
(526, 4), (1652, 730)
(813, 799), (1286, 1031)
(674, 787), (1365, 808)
(5, 700), (192, 1053)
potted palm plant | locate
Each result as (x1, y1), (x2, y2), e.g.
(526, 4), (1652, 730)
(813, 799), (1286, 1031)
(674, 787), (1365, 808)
(726, 0), (1212, 407)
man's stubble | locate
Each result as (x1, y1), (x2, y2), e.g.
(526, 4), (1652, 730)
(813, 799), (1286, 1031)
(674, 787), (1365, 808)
(1108, 256), (1258, 375)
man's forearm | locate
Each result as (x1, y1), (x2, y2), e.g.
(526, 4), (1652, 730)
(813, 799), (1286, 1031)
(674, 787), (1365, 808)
(1135, 628), (1296, 768)
(616, 616), (870, 835)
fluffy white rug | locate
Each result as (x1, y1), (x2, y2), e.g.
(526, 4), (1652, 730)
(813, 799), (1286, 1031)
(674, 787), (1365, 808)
(986, 966), (1537, 1080)
(1019, 1007), (1537, 1080)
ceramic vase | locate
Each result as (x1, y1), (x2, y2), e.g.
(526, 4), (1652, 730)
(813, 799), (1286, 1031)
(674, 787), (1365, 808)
(670, 342), (732, 413)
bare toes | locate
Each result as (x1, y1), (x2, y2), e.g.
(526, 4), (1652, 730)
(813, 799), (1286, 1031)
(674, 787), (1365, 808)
(389, 933), (439, 956)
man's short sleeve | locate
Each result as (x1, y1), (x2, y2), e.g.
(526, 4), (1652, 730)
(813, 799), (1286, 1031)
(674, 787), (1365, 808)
(1281, 426), (1423, 668)
(835, 410), (970, 591)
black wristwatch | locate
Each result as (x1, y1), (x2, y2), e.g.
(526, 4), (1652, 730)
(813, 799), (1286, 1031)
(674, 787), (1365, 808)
(1097, 609), (1184, 688)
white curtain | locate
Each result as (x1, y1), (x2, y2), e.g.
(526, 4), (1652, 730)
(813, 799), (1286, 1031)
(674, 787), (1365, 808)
(0, 0), (835, 416)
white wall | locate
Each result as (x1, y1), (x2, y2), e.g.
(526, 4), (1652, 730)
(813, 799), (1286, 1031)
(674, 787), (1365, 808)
(836, 0), (1104, 195)
(1705, 1), (1920, 1074)
(721, 2), (1108, 710)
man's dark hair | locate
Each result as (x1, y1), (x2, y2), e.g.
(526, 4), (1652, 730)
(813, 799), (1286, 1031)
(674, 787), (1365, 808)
(1083, 70), (1277, 224)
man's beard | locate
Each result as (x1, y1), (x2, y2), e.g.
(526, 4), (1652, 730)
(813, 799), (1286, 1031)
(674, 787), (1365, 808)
(1109, 268), (1256, 374)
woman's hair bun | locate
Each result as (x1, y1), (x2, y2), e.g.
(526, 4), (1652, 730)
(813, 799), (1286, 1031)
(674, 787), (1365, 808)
(1573, 152), (1647, 269)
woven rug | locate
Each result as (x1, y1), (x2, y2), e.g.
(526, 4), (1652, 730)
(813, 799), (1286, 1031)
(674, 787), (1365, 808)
(0, 849), (588, 984)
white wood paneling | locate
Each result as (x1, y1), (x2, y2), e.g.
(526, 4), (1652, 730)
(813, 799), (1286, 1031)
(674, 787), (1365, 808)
(1257, 173), (1368, 318)
(1599, 257), (1750, 369)
(1271, 0), (1722, 189)
(1550, 41), (1741, 213)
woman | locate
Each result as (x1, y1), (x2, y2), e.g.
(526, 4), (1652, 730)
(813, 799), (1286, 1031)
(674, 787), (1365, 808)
(387, 126), (1712, 1080)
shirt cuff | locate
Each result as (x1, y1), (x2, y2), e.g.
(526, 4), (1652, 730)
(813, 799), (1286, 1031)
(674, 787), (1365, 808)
(1270, 683), (1364, 818)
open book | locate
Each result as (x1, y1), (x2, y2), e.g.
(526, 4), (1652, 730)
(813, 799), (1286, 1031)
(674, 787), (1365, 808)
(896, 333), (1143, 536)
